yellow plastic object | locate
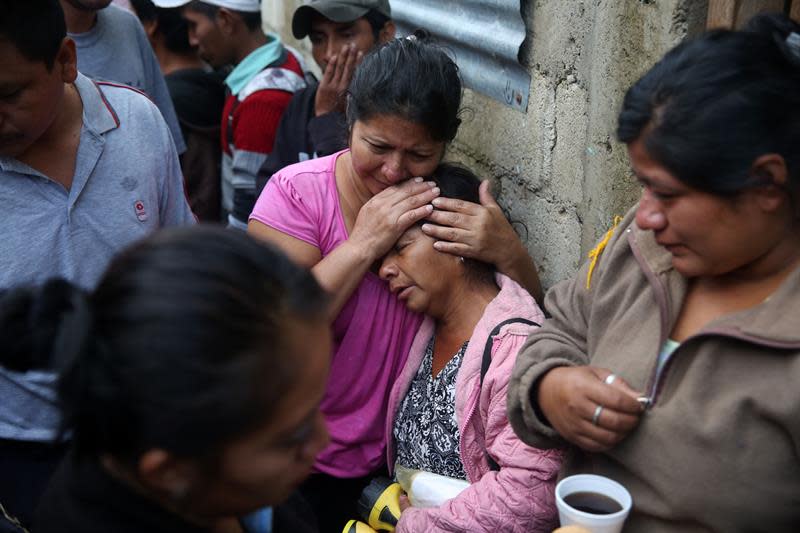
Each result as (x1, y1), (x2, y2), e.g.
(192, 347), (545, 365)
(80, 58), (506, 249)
(342, 519), (378, 533)
(552, 526), (591, 533)
(586, 215), (622, 289)
(366, 481), (403, 531)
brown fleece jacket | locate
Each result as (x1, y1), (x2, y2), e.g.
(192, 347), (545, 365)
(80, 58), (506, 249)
(508, 207), (800, 532)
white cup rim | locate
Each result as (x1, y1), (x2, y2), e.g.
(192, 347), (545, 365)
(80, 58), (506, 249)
(556, 474), (632, 523)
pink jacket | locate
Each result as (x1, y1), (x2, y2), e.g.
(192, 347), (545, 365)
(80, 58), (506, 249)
(385, 274), (563, 532)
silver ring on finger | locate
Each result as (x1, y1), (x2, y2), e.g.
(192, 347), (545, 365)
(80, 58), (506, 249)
(604, 373), (617, 386)
(592, 404), (604, 426)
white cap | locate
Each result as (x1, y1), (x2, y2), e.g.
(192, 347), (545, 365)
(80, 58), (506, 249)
(151, 0), (261, 12)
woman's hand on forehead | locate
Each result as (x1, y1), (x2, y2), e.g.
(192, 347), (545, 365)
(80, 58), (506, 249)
(422, 180), (516, 265)
(422, 180), (544, 300)
(348, 178), (440, 261)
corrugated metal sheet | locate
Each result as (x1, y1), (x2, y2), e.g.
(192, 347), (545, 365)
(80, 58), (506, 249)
(389, 0), (530, 112)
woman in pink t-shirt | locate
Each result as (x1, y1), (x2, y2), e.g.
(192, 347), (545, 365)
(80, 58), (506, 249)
(248, 34), (542, 532)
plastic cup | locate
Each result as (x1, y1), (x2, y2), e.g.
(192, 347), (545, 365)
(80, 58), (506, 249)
(555, 474), (632, 533)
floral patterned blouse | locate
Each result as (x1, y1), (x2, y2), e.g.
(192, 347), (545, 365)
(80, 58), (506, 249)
(393, 336), (468, 480)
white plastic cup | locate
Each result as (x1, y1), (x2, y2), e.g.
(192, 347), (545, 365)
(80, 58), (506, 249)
(555, 474), (632, 533)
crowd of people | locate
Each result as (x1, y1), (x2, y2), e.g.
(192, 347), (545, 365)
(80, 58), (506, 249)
(0, 0), (798, 532)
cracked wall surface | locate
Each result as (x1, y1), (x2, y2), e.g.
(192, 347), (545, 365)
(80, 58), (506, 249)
(263, 0), (708, 288)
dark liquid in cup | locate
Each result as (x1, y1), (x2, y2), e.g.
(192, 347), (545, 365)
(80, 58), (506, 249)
(563, 491), (623, 515)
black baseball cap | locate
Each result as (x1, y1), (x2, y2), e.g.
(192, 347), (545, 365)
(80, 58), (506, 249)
(292, 0), (391, 39)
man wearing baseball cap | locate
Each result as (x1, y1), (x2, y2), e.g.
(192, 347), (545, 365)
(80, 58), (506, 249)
(254, 0), (394, 198)
(154, 0), (307, 228)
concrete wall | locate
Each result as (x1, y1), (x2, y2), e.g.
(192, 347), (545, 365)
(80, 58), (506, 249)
(263, 0), (708, 288)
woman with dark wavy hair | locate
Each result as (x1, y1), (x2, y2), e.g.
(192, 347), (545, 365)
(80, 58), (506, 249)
(248, 35), (542, 531)
(0, 227), (330, 533)
(509, 13), (800, 531)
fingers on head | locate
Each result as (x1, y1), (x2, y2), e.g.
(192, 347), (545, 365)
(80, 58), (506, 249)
(404, 187), (439, 206)
(435, 197), (475, 213)
(387, 182), (435, 204)
(403, 178), (436, 193)
(398, 205), (434, 227)
(438, 227), (461, 242)
(423, 224), (473, 246)
(427, 210), (463, 227)
(432, 241), (470, 256)
(451, 199), (468, 211)
(396, 192), (432, 212)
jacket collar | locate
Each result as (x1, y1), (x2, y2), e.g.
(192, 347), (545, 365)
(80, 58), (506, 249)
(717, 262), (800, 346)
(454, 274), (544, 411)
(75, 73), (120, 136)
(224, 35), (285, 96)
(466, 273), (545, 343)
(630, 221), (674, 276)
(630, 214), (800, 346)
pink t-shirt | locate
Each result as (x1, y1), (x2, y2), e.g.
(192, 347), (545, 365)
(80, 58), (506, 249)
(250, 150), (423, 477)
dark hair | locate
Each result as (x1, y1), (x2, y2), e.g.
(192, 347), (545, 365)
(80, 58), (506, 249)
(131, 0), (194, 55)
(0, 0), (66, 70)
(186, 0), (262, 32)
(130, 0), (157, 22)
(617, 13), (800, 198)
(0, 227), (327, 467)
(362, 9), (391, 41)
(346, 32), (462, 143)
(423, 163), (496, 287)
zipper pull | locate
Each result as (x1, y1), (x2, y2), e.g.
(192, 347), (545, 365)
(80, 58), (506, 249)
(637, 396), (652, 410)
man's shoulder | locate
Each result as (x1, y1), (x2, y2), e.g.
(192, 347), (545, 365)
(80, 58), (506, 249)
(74, 7), (152, 91)
(104, 6), (151, 56)
(94, 80), (150, 100)
(92, 80), (158, 118)
(281, 48), (306, 77)
(86, 80), (173, 146)
(237, 49), (307, 102)
(98, 4), (145, 33)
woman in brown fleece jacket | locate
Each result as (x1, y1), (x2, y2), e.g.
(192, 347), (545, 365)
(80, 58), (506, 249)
(508, 13), (800, 533)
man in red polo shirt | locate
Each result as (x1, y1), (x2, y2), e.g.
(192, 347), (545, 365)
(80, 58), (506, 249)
(155, 0), (307, 228)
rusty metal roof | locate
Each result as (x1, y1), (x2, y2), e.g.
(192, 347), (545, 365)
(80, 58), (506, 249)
(390, 0), (531, 112)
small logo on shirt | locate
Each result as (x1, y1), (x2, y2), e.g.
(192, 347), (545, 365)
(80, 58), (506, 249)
(134, 200), (148, 222)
